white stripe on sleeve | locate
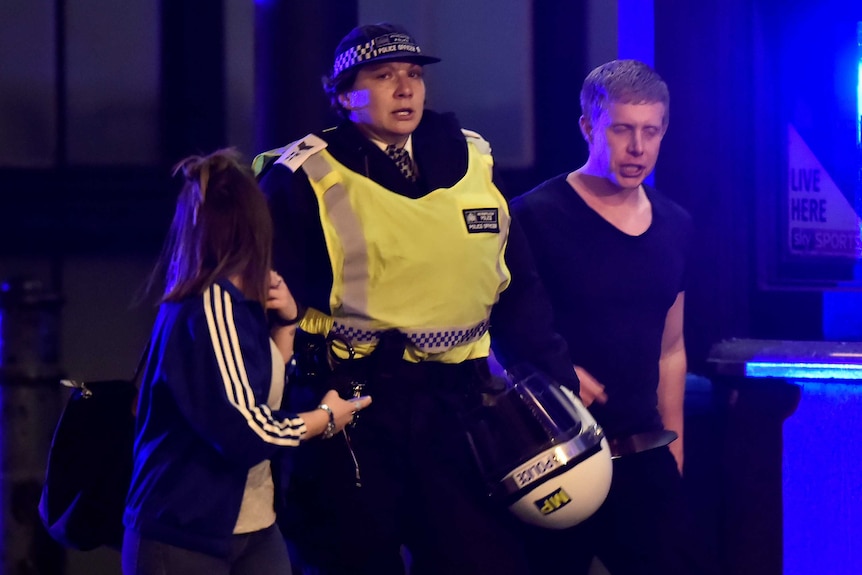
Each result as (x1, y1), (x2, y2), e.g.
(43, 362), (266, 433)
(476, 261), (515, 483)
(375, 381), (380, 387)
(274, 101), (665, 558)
(202, 284), (307, 446)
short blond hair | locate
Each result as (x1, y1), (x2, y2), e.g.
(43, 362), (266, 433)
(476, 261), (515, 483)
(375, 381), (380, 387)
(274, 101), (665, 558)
(580, 59), (669, 127)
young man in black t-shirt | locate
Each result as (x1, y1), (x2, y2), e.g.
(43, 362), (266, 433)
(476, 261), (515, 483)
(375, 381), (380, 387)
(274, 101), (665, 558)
(512, 60), (715, 575)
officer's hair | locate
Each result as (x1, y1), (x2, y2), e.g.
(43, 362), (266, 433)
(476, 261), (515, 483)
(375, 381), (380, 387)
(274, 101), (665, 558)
(580, 59), (669, 127)
(322, 69), (359, 120)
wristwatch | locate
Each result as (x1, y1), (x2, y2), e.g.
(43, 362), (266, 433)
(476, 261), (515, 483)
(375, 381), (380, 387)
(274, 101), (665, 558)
(317, 403), (336, 439)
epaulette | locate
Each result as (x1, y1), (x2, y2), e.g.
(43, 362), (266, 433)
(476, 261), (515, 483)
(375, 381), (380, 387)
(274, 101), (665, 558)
(251, 146), (288, 177)
(251, 134), (328, 177)
(461, 128), (492, 156)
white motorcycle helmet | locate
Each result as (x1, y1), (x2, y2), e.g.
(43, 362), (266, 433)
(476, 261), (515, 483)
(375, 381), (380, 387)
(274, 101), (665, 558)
(465, 367), (612, 529)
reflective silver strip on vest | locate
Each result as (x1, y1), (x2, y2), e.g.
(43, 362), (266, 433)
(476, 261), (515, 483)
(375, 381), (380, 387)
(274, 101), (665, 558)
(331, 318), (491, 353)
(303, 154), (370, 315)
(301, 152), (331, 181)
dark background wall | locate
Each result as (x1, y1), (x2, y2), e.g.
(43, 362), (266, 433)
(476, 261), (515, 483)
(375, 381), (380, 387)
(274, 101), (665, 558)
(4, 0), (855, 375)
(1, 0), (860, 573)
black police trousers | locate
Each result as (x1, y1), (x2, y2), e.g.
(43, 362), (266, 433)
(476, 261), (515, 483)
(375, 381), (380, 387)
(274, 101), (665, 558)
(277, 355), (531, 575)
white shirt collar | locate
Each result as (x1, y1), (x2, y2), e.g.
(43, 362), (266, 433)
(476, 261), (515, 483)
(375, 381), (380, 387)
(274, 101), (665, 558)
(368, 134), (414, 160)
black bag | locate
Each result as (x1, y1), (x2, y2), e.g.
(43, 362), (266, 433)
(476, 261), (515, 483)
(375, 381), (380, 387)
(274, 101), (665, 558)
(38, 368), (142, 550)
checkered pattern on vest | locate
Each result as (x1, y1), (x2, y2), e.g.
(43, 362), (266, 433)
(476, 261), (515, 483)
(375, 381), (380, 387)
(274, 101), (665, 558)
(385, 145), (416, 182)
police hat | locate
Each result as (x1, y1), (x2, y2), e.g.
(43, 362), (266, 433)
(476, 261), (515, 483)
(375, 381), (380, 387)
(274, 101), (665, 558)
(331, 22), (441, 81)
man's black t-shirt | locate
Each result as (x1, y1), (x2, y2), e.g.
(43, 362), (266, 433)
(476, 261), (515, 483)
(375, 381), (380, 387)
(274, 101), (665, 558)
(511, 174), (693, 438)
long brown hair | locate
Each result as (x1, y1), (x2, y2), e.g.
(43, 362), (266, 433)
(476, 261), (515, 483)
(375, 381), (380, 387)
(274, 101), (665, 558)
(150, 148), (273, 307)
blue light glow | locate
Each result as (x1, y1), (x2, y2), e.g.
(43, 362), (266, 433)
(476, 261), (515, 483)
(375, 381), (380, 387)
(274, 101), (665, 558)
(745, 361), (862, 380)
(783, 380), (862, 575)
(617, 0), (655, 186)
(857, 59), (861, 146)
(741, 364), (862, 574)
(857, 22), (861, 147)
(617, 0), (654, 67)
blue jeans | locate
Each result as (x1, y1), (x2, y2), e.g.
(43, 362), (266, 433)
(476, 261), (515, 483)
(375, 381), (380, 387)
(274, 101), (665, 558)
(122, 524), (292, 575)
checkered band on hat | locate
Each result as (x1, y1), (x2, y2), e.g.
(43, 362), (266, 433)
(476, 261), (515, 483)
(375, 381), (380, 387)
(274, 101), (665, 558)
(332, 31), (432, 79)
(332, 40), (377, 79)
(330, 320), (490, 353)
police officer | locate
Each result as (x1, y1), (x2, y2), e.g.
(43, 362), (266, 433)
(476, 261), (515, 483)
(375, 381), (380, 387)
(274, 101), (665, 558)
(256, 22), (578, 575)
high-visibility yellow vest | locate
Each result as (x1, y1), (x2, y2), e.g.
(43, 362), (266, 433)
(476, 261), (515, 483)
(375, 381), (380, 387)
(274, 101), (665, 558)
(276, 131), (511, 363)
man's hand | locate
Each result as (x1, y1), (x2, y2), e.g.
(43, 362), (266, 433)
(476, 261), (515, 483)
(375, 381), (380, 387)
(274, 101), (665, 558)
(574, 365), (608, 407)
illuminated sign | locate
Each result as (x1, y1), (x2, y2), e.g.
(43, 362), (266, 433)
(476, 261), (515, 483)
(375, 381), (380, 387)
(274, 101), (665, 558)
(787, 125), (862, 258)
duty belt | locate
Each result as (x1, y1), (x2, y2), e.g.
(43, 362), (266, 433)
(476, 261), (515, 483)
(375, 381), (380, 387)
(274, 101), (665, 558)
(330, 318), (491, 354)
(607, 429), (678, 459)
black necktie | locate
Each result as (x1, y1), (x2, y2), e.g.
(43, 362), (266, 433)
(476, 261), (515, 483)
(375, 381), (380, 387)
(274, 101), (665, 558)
(385, 145), (416, 182)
